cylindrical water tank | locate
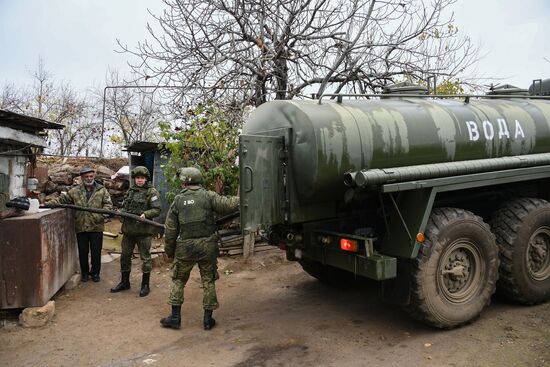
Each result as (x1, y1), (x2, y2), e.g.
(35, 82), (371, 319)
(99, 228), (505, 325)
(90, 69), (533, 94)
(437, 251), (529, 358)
(244, 95), (550, 202)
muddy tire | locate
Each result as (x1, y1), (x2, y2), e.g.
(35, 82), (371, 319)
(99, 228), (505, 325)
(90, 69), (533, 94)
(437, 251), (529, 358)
(490, 198), (550, 304)
(405, 208), (499, 328)
(299, 258), (351, 284)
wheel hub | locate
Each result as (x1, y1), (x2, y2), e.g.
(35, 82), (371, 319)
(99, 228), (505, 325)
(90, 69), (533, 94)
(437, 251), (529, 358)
(438, 241), (482, 303)
(442, 251), (471, 292)
(527, 227), (550, 281)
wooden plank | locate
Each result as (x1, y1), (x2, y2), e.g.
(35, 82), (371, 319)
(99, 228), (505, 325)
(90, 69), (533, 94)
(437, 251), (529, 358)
(223, 246), (278, 256)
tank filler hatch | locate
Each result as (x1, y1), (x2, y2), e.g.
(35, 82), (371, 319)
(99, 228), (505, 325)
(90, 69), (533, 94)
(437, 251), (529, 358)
(382, 81), (428, 95)
(486, 84), (529, 96)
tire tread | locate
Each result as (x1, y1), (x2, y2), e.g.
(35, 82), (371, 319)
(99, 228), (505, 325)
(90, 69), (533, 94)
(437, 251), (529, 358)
(490, 197), (549, 304)
(406, 207), (498, 328)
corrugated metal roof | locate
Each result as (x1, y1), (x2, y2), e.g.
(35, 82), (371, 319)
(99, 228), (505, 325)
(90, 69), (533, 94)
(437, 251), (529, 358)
(0, 109), (64, 133)
(125, 141), (164, 152)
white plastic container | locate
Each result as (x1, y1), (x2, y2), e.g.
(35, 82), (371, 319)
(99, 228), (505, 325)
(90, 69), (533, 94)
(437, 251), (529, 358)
(27, 177), (39, 191)
(27, 198), (39, 214)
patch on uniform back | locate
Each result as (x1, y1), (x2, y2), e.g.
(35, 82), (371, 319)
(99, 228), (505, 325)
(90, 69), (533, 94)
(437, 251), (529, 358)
(151, 196), (158, 201)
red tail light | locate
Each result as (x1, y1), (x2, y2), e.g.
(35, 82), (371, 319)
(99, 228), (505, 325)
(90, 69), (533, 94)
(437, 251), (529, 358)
(340, 238), (358, 252)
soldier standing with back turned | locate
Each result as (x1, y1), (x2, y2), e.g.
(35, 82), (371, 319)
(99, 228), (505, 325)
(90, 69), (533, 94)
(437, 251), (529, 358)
(111, 166), (161, 297)
(160, 167), (239, 330)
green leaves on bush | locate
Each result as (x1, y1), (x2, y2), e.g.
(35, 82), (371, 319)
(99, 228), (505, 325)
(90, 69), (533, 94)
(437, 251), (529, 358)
(159, 105), (241, 202)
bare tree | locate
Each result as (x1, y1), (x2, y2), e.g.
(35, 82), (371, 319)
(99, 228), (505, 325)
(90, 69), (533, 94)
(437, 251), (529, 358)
(99, 69), (165, 147)
(1, 57), (99, 156)
(0, 83), (27, 112)
(120, 0), (478, 109)
(31, 57), (55, 119)
(47, 85), (100, 156)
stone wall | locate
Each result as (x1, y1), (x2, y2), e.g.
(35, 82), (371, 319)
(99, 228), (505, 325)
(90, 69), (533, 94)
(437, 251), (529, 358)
(38, 158), (129, 207)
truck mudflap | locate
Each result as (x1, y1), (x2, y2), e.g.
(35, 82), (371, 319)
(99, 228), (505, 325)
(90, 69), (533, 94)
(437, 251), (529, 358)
(239, 134), (285, 233)
(299, 230), (397, 281)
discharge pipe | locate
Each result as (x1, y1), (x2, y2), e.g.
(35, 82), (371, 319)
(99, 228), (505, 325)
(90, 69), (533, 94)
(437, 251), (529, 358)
(344, 153), (550, 188)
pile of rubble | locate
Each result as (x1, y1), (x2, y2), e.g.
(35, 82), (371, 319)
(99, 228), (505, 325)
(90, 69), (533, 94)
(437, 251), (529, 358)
(37, 158), (129, 207)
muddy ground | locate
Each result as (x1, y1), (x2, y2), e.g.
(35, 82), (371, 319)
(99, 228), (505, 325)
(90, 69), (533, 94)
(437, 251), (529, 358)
(1, 246), (549, 367)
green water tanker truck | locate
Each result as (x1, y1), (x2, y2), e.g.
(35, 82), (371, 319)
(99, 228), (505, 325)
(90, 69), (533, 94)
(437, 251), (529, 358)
(239, 81), (550, 328)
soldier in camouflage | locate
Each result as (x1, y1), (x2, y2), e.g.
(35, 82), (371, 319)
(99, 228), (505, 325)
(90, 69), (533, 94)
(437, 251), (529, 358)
(46, 167), (113, 282)
(111, 166), (161, 297)
(160, 167), (239, 330)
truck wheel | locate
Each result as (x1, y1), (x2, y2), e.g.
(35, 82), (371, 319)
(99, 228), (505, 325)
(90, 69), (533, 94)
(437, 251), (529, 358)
(490, 198), (550, 304)
(299, 258), (351, 284)
(406, 208), (499, 328)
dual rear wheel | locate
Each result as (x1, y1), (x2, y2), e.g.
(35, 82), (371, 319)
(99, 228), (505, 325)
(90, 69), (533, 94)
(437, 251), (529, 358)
(490, 198), (550, 304)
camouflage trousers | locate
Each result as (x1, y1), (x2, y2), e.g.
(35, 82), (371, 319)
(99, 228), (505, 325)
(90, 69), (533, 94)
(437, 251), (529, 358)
(168, 236), (219, 310)
(120, 234), (152, 273)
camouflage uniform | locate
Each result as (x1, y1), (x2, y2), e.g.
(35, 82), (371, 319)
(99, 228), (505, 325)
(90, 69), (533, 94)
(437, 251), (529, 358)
(47, 180), (112, 280)
(49, 180), (113, 233)
(111, 166), (160, 297)
(164, 186), (239, 310)
(120, 183), (161, 273)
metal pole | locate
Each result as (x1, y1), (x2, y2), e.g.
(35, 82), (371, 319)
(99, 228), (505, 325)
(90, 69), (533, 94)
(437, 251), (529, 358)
(99, 84), (183, 158)
(100, 86), (108, 158)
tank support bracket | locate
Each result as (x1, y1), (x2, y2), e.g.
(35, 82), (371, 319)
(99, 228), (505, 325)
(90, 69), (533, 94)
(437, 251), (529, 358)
(380, 188), (437, 258)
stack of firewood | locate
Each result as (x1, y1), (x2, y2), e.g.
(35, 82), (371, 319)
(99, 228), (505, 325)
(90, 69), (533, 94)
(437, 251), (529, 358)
(218, 229), (273, 256)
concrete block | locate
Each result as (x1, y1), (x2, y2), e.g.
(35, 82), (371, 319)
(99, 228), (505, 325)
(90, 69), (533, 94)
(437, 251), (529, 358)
(101, 253), (120, 264)
(64, 273), (81, 290)
(19, 301), (55, 328)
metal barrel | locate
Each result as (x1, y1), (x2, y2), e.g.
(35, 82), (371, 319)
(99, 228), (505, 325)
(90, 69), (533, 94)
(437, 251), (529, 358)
(345, 152), (550, 188)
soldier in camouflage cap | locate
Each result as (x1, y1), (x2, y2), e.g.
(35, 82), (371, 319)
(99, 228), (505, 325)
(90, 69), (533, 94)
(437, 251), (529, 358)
(111, 166), (161, 297)
(160, 167), (239, 330)
(46, 167), (113, 282)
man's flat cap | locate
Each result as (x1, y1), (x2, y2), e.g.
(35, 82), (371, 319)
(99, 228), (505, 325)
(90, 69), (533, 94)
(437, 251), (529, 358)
(79, 167), (95, 175)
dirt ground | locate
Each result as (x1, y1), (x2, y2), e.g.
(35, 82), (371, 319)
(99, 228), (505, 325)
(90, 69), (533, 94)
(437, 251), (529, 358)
(1, 245), (549, 367)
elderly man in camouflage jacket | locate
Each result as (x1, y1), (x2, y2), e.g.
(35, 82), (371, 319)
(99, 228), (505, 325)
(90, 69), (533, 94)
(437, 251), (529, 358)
(47, 167), (113, 282)
(111, 166), (161, 297)
(160, 167), (239, 331)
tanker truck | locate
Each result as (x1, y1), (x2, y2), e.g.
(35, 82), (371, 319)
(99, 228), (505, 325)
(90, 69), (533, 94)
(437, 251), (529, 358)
(238, 81), (550, 328)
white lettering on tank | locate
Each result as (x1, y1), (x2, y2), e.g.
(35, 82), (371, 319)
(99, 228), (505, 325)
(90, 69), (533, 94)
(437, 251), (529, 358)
(183, 200), (195, 205)
(514, 120), (525, 138)
(482, 120), (494, 140)
(465, 118), (526, 141)
(497, 118), (510, 139)
(465, 121), (479, 141)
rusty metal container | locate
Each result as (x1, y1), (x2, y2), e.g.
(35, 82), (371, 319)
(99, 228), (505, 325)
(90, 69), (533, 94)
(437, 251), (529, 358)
(0, 208), (77, 309)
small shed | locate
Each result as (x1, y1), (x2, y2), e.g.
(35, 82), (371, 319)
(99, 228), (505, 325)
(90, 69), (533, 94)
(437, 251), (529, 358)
(124, 141), (171, 225)
(0, 109), (77, 310)
(0, 109), (64, 207)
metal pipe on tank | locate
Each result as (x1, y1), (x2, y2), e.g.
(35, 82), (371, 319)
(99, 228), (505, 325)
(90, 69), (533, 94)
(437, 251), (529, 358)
(345, 153), (550, 188)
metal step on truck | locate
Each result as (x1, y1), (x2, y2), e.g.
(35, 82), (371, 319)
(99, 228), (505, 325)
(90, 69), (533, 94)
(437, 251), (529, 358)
(238, 80), (550, 328)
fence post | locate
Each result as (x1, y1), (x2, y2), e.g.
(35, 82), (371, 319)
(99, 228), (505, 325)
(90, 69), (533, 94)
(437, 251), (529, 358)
(243, 232), (255, 259)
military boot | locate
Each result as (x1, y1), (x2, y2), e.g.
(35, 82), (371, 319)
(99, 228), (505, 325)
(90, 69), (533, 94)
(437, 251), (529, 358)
(139, 272), (150, 297)
(160, 305), (181, 329)
(110, 271), (131, 293)
(203, 309), (216, 330)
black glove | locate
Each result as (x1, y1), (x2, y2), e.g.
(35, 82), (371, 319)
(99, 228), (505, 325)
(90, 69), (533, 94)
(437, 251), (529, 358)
(6, 197), (30, 211)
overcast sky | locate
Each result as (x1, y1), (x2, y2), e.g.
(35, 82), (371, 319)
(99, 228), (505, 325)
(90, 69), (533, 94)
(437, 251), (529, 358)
(0, 0), (548, 92)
